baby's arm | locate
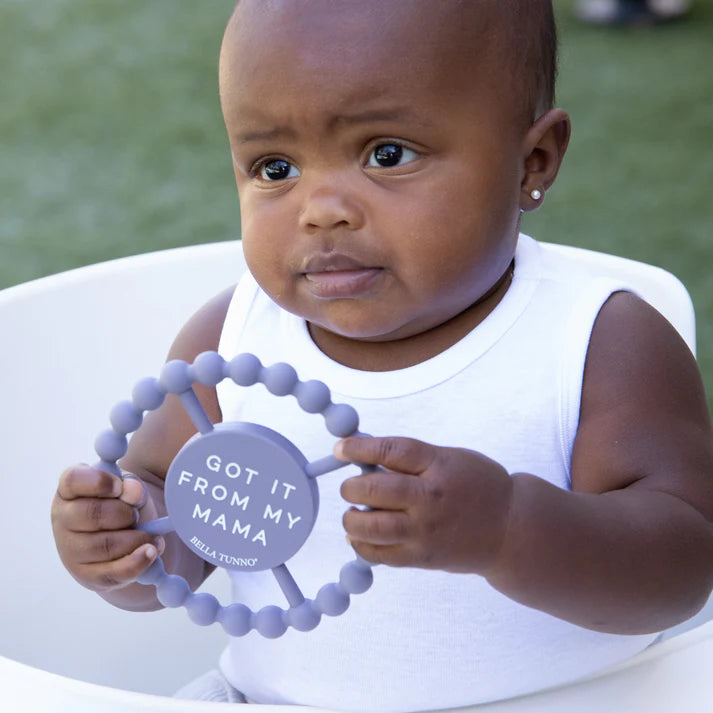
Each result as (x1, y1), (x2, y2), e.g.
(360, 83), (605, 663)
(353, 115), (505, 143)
(339, 292), (713, 634)
(51, 287), (234, 611)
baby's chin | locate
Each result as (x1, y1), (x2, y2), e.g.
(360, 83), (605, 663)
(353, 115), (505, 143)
(306, 316), (423, 344)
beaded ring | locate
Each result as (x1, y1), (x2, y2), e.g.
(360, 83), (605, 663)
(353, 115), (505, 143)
(94, 351), (374, 638)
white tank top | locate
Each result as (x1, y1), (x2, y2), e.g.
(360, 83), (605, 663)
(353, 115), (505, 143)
(215, 234), (657, 711)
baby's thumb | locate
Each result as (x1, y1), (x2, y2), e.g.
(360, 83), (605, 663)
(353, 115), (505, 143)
(120, 473), (158, 524)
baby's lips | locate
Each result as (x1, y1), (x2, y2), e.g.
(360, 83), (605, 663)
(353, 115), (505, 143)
(302, 267), (382, 299)
(300, 251), (372, 274)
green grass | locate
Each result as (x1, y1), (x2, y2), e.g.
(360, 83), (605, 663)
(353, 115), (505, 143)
(0, 1), (238, 284)
(526, 0), (713, 403)
(2, 0), (713, 402)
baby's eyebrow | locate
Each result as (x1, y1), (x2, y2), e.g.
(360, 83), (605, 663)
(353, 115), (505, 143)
(330, 109), (403, 126)
(234, 107), (431, 145)
(235, 126), (296, 144)
(328, 107), (431, 130)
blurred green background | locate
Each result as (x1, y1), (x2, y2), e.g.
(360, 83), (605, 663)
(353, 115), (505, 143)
(1, 0), (712, 399)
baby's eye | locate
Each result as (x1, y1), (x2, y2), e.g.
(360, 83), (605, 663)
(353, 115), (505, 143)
(258, 159), (300, 181)
(367, 143), (418, 168)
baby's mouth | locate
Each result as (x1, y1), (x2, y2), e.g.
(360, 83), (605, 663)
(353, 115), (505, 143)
(300, 254), (383, 299)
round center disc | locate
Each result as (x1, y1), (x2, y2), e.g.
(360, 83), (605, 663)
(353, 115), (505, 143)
(164, 422), (318, 571)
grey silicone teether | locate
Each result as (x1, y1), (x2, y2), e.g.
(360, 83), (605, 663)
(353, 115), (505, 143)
(94, 351), (374, 638)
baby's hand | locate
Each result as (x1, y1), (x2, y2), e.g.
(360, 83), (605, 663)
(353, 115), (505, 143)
(51, 464), (164, 592)
(337, 437), (513, 574)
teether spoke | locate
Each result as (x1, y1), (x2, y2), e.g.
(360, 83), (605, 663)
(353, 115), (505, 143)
(305, 454), (348, 478)
(272, 564), (305, 607)
(178, 388), (215, 435)
(139, 516), (174, 535)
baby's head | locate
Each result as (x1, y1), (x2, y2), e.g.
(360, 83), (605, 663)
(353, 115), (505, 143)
(219, 0), (570, 359)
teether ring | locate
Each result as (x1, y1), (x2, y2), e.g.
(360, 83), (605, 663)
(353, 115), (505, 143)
(93, 351), (374, 638)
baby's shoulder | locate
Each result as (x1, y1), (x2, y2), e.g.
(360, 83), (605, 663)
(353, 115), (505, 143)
(167, 285), (236, 363)
(573, 289), (711, 501)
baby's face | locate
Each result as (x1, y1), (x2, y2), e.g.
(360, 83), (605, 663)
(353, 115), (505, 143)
(221, 0), (529, 343)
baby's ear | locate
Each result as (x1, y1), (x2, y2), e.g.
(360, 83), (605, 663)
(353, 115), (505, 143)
(520, 109), (571, 212)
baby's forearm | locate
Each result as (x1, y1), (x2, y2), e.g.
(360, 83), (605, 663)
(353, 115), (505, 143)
(486, 473), (713, 634)
(98, 578), (165, 612)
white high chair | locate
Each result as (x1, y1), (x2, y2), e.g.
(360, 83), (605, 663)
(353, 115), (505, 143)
(0, 239), (711, 713)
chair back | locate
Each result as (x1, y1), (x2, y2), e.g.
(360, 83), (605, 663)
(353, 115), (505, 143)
(541, 242), (695, 354)
(0, 240), (705, 711)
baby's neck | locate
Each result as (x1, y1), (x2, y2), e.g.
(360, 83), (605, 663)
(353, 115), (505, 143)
(308, 261), (514, 372)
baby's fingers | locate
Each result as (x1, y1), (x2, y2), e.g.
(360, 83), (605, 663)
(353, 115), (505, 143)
(119, 474), (148, 508)
(77, 543), (162, 592)
(344, 509), (415, 568)
(57, 464), (121, 500)
(341, 470), (420, 509)
(67, 529), (164, 566)
(120, 473), (160, 527)
(336, 436), (437, 475)
(52, 495), (137, 533)
(343, 507), (410, 546)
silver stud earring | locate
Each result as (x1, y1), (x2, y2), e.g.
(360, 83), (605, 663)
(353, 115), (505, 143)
(530, 189), (542, 201)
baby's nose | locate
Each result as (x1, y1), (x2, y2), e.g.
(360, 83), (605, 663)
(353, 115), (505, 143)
(298, 179), (365, 233)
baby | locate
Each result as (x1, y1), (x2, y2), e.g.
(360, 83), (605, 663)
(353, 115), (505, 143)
(51, 1), (713, 710)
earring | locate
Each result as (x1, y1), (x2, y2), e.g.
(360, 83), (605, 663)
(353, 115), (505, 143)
(530, 189), (543, 201)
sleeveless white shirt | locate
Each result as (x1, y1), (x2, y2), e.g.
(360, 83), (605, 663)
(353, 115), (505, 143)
(215, 234), (657, 711)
